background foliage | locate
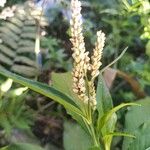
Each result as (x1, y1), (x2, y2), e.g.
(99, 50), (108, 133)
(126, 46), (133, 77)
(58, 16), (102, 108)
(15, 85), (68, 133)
(0, 0), (149, 150)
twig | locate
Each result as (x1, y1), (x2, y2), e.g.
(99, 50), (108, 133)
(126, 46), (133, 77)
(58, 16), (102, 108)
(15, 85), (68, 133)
(35, 0), (47, 70)
(100, 47), (128, 73)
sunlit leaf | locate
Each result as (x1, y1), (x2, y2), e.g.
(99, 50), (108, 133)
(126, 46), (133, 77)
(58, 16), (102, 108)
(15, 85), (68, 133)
(0, 78), (13, 93)
(13, 87), (28, 96)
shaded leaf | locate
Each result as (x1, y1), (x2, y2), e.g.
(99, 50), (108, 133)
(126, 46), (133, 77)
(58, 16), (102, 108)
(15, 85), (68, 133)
(63, 121), (92, 150)
(96, 75), (116, 135)
(0, 68), (83, 117)
(96, 75), (116, 149)
(103, 132), (135, 150)
(123, 97), (150, 150)
(96, 74), (113, 117)
(124, 120), (150, 150)
(99, 103), (140, 130)
(51, 72), (80, 105)
(51, 72), (89, 133)
(0, 143), (44, 150)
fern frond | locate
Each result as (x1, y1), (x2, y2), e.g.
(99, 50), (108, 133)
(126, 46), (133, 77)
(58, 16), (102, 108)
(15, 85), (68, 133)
(0, 1), (48, 78)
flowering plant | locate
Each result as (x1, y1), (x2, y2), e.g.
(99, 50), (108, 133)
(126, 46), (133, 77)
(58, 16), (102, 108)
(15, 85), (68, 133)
(0, 0), (138, 149)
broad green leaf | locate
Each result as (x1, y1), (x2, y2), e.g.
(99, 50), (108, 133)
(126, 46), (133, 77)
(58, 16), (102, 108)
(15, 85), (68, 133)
(96, 75), (117, 149)
(51, 72), (73, 95)
(51, 72), (89, 133)
(88, 147), (100, 150)
(123, 120), (150, 150)
(96, 75), (116, 134)
(47, 144), (62, 150)
(51, 72), (83, 106)
(63, 121), (92, 150)
(123, 97), (150, 150)
(0, 69), (83, 117)
(0, 143), (44, 150)
(124, 97), (150, 131)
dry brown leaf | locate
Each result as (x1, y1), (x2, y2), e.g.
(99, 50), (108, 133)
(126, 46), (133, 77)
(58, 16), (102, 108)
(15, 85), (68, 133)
(103, 67), (117, 89)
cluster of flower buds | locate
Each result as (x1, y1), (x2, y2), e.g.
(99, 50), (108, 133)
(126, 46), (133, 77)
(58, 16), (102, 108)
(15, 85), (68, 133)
(70, 0), (105, 108)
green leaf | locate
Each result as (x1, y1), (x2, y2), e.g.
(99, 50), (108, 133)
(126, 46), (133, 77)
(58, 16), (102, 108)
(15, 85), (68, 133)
(96, 75), (117, 150)
(0, 114), (12, 135)
(51, 72), (89, 133)
(146, 40), (150, 57)
(103, 132), (135, 145)
(51, 72), (80, 105)
(96, 75), (117, 134)
(123, 120), (150, 150)
(0, 143), (44, 150)
(99, 103), (140, 130)
(123, 97), (150, 150)
(96, 75), (117, 149)
(0, 69), (83, 117)
(63, 121), (92, 150)
(97, 91), (139, 150)
(103, 132), (135, 150)
(88, 147), (100, 150)
(124, 97), (150, 131)
(103, 132), (135, 139)
(96, 75), (113, 116)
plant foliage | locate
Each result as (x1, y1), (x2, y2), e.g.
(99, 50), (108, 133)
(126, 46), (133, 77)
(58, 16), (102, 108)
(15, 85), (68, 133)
(0, 79), (34, 136)
(0, 2), (47, 77)
(123, 97), (150, 150)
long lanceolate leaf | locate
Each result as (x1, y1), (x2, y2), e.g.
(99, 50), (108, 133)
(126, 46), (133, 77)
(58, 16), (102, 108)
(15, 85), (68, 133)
(96, 75), (140, 150)
(96, 74), (113, 117)
(98, 103), (140, 130)
(103, 132), (135, 150)
(0, 69), (83, 117)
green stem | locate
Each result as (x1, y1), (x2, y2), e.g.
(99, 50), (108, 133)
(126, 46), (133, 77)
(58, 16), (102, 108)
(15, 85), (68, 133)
(89, 123), (99, 147)
(84, 73), (100, 148)
(85, 74), (91, 117)
(83, 117), (100, 148)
